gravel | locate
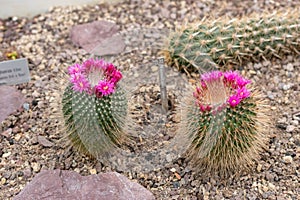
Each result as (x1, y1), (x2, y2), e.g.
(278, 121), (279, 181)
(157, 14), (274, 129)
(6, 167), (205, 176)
(0, 0), (300, 199)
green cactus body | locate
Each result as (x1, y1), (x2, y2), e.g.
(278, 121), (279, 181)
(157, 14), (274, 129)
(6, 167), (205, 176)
(61, 58), (127, 158)
(165, 10), (300, 73)
(183, 71), (269, 176)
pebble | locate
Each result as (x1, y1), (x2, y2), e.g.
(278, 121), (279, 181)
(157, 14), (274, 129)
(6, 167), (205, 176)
(1, 178), (6, 185)
(285, 63), (294, 71)
(89, 168), (97, 175)
(257, 164), (262, 172)
(31, 162), (41, 173)
(37, 136), (54, 147)
(286, 125), (295, 133)
(170, 168), (176, 173)
(282, 156), (293, 164)
(2, 152), (11, 158)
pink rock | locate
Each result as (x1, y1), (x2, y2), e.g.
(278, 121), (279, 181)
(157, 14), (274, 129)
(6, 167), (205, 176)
(0, 85), (25, 123)
(14, 170), (155, 200)
(70, 20), (125, 56)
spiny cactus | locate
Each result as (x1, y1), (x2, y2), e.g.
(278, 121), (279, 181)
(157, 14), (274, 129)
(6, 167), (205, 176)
(180, 70), (270, 176)
(61, 58), (128, 157)
(164, 10), (300, 74)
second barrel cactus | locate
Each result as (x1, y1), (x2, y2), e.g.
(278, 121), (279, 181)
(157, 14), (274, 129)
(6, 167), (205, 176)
(180, 70), (270, 176)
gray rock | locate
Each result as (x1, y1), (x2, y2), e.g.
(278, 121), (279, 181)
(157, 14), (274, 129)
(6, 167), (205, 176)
(14, 170), (155, 200)
(0, 86), (25, 123)
(37, 135), (54, 147)
(70, 20), (125, 56)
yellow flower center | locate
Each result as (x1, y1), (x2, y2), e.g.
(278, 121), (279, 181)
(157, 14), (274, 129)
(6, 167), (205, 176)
(103, 85), (108, 90)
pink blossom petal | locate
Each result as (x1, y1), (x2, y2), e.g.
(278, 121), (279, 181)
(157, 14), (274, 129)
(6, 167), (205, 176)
(236, 87), (251, 99)
(95, 80), (115, 96)
(228, 95), (241, 107)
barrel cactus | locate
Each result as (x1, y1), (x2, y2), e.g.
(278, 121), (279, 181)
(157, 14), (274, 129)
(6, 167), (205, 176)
(62, 58), (128, 157)
(164, 10), (300, 74)
(181, 70), (270, 176)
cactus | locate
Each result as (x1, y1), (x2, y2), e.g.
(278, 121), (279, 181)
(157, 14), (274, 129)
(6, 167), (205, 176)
(61, 58), (128, 157)
(164, 10), (300, 74)
(180, 70), (270, 176)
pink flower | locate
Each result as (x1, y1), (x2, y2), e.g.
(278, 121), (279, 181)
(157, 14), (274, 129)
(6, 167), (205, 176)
(95, 80), (115, 96)
(199, 104), (211, 112)
(223, 71), (238, 85)
(68, 64), (83, 75)
(72, 76), (90, 93)
(201, 70), (223, 82)
(70, 73), (85, 83)
(228, 95), (241, 107)
(236, 76), (251, 88)
(200, 80), (207, 89)
(105, 63), (116, 76)
(82, 58), (96, 71)
(236, 87), (251, 99)
(110, 70), (122, 84)
(94, 59), (107, 69)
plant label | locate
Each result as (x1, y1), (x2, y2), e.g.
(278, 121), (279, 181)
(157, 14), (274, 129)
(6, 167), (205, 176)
(0, 58), (30, 85)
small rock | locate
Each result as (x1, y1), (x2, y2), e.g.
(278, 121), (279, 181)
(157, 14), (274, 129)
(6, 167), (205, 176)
(170, 168), (176, 173)
(286, 125), (295, 133)
(37, 136), (54, 147)
(268, 182), (276, 190)
(89, 168), (97, 175)
(23, 168), (32, 178)
(285, 63), (294, 71)
(1, 177), (6, 185)
(166, 154), (172, 162)
(282, 155), (293, 163)
(151, 66), (158, 72)
(31, 162), (41, 173)
(257, 164), (262, 172)
(282, 84), (291, 91)
(2, 152), (11, 158)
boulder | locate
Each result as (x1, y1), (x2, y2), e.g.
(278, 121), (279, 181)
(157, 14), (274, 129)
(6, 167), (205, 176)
(70, 20), (125, 56)
(0, 85), (24, 123)
(14, 170), (155, 200)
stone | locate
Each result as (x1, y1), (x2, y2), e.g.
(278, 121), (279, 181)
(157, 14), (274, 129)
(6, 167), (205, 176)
(70, 20), (125, 56)
(0, 86), (25, 123)
(286, 125), (295, 133)
(91, 34), (125, 56)
(14, 170), (155, 200)
(37, 135), (54, 147)
(282, 155), (293, 163)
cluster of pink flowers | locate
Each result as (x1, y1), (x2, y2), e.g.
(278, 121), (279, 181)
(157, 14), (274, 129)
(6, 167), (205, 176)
(68, 58), (122, 97)
(193, 70), (251, 111)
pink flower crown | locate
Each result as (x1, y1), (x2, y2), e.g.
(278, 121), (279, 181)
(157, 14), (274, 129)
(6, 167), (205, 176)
(193, 70), (252, 112)
(67, 58), (122, 97)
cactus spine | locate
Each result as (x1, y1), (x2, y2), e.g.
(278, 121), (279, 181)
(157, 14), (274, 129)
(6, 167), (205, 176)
(61, 58), (127, 157)
(181, 71), (270, 176)
(164, 10), (300, 74)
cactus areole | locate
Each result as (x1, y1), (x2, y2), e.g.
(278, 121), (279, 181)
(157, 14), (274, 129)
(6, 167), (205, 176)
(62, 58), (127, 157)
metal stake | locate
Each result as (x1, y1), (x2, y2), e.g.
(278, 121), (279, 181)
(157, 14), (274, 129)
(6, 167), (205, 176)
(158, 58), (168, 115)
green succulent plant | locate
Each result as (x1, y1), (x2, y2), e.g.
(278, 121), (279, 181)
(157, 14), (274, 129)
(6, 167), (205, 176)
(180, 70), (270, 176)
(164, 10), (300, 74)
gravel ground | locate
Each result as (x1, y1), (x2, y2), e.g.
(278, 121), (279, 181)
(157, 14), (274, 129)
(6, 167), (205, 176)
(0, 0), (300, 199)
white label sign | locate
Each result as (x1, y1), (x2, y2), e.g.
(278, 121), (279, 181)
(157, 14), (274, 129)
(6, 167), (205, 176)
(0, 58), (30, 85)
